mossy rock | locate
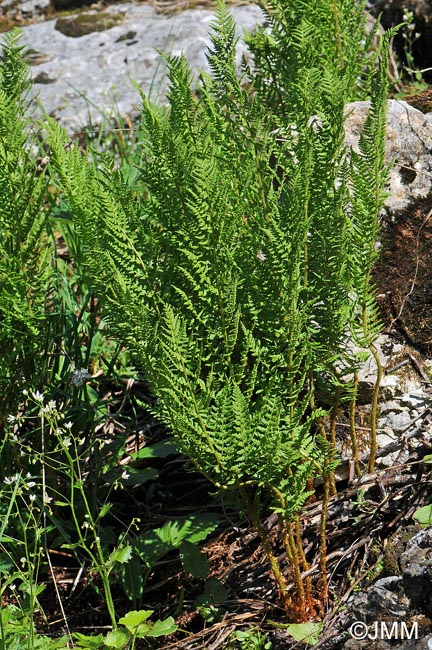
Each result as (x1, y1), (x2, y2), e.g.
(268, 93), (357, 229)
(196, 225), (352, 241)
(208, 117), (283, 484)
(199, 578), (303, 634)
(383, 525), (421, 577)
(55, 12), (124, 37)
(0, 17), (17, 34)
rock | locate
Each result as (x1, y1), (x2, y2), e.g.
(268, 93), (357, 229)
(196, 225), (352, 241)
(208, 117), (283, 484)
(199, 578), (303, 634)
(345, 100), (432, 215)
(340, 529), (432, 649)
(348, 576), (411, 621)
(383, 525), (421, 576)
(400, 527), (432, 616)
(54, 11), (125, 37)
(0, 3), (264, 133)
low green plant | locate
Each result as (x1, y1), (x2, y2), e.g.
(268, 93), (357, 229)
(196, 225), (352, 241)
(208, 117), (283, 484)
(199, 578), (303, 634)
(0, 605), (69, 650)
(45, 0), (393, 620)
(73, 611), (177, 650)
(195, 578), (228, 623)
(119, 513), (218, 605)
(269, 620), (322, 645)
(0, 27), (137, 500)
(413, 454), (432, 526)
(229, 628), (272, 650)
(400, 9), (423, 86)
(4, 390), (217, 642)
(4, 391), (125, 630)
(0, 28), (54, 434)
(0, 470), (52, 649)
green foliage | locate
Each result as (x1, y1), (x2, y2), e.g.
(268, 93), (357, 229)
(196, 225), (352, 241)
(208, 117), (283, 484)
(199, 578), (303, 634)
(45, 0), (392, 617)
(230, 628), (273, 650)
(348, 27), (396, 347)
(0, 605), (69, 650)
(47, 1), (346, 522)
(0, 29), (136, 497)
(0, 28), (53, 425)
(72, 611), (176, 649)
(0, 0), (393, 628)
(270, 620), (322, 645)
(119, 513), (218, 602)
(246, 0), (380, 122)
(413, 504), (432, 527)
(195, 578), (228, 623)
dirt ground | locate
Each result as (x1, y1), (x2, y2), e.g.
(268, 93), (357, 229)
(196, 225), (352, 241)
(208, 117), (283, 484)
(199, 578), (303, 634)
(373, 195), (432, 355)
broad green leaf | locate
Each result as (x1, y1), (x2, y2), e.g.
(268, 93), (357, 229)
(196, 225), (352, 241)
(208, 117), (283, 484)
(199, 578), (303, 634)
(104, 467), (159, 486)
(145, 617), (177, 637)
(109, 544), (133, 565)
(118, 610), (153, 628)
(284, 622), (322, 644)
(20, 582), (45, 597)
(179, 540), (209, 578)
(132, 439), (178, 460)
(73, 632), (104, 648)
(104, 629), (130, 648)
(194, 579), (227, 607)
(155, 513), (219, 547)
(0, 552), (14, 574)
(33, 636), (70, 649)
(413, 504), (432, 527)
(119, 552), (144, 600)
(133, 531), (173, 569)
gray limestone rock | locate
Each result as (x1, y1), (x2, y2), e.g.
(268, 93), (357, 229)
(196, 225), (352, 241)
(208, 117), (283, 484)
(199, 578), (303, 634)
(347, 576), (411, 622)
(400, 528), (432, 616)
(0, 4), (264, 134)
(345, 100), (432, 215)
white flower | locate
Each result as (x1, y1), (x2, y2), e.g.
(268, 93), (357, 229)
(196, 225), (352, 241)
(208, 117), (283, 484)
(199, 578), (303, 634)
(29, 494), (37, 502)
(43, 492), (52, 505)
(62, 437), (72, 448)
(6, 414), (15, 423)
(121, 471), (130, 480)
(4, 473), (19, 485)
(42, 400), (56, 414)
(31, 390), (44, 402)
(64, 421), (73, 430)
(27, 481), (36, 489)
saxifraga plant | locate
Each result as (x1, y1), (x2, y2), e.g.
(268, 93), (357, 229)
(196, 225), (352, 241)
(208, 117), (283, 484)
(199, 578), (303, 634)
(46, 1), (392, 620)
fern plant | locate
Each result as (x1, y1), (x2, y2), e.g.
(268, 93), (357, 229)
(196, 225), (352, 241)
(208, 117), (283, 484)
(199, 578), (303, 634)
(0, 29), (53, 434)
(348, 28), (397, 473)
(47, 1), (392, 620)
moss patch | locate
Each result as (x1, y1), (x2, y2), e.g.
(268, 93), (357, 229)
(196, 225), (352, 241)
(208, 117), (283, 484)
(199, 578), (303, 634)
(55, 12), (124, 37)
(0, 17), (18, 33)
